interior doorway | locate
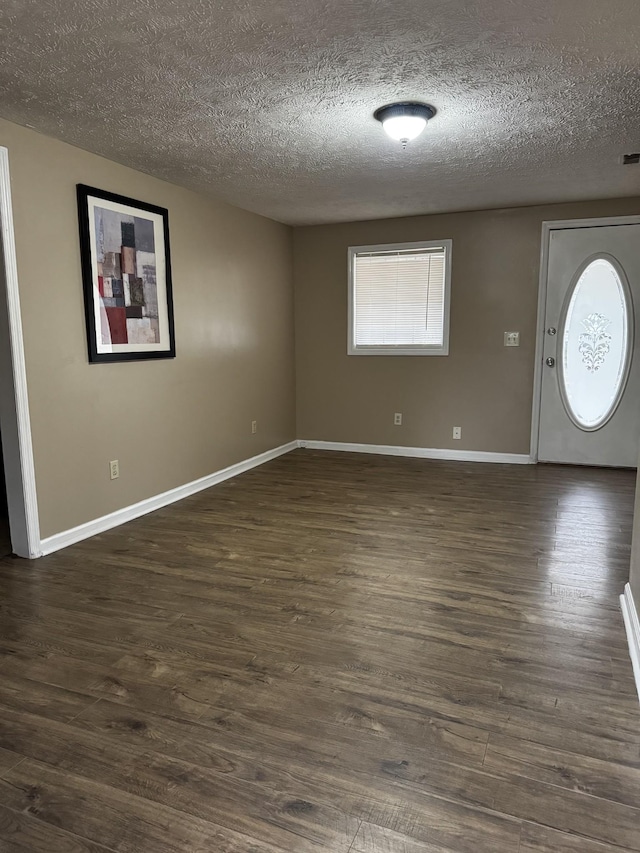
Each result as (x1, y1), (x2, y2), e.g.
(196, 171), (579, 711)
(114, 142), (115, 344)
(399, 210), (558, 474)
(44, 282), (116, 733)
(532, 217), (640, 467)
(0, 426), (13, 559)
(0, 146), (41, 557)
(0, 433), (11, 557)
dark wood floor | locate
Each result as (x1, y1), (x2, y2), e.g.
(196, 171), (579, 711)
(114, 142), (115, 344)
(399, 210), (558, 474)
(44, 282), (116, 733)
(0, 450), (638, 852)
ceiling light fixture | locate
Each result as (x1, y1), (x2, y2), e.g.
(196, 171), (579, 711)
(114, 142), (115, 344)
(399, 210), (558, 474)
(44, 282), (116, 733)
(374, 102), (436, 149)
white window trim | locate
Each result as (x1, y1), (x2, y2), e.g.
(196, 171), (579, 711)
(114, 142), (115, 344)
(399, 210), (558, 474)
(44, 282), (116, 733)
(347, 239), (452, 356)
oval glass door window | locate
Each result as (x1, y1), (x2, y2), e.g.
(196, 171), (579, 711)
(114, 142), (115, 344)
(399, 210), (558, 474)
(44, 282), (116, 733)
(560, 256), (632, 431)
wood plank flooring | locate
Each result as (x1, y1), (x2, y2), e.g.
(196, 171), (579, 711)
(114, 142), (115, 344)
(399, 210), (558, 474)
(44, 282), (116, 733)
(0, 449), (638, 852)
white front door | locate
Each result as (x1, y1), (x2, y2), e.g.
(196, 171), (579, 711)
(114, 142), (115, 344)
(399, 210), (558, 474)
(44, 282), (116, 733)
(538, 224), (640, 467)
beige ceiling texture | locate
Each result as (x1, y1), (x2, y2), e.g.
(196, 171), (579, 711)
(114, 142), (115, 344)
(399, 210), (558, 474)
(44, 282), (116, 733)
(0, 0), (638, 225)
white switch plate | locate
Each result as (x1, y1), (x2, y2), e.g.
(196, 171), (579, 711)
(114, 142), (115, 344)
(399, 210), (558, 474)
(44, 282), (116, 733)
(109, 459), (119, 480)
(504, 331), (520, 347)
(251, 420), (257, 434)
(394, 412), (402, 426)
(453, 426), (462, 440)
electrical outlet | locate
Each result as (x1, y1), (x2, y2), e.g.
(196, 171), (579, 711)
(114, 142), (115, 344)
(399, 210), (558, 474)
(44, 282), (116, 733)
(251, 420), (257, 434)
(453, 427), (462, 440)
(504, 331), (520, 347)
(394, 412), (402, 426)
(109, 459), (119, 480)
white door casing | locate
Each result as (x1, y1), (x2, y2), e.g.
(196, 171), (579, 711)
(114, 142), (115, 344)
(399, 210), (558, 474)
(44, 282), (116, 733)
(536, 222), (640, 467)
(0, 146), (41, 557)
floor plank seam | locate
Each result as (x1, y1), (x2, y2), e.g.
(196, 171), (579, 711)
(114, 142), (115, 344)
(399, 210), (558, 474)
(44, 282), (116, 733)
(65, 696), (102, 725)
(346, 818), (362, 852)
(0, 756), (24, 781)
(0, 799), (120, 852)
(517, 816), (635, 852)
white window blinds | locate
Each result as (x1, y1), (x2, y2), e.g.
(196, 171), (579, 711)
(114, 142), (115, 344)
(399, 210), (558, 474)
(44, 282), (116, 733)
(350, 244), (450, 353)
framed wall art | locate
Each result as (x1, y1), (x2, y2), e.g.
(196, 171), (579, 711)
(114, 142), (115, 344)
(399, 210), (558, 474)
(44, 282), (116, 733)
(77, 184), (176, 363)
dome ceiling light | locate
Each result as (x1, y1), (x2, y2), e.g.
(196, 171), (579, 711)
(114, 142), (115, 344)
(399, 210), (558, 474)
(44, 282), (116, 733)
(374, 102), (436, 149)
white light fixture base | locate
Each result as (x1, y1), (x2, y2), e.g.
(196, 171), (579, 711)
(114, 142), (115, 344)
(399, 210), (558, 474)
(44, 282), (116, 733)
(374, 102), (436, 147)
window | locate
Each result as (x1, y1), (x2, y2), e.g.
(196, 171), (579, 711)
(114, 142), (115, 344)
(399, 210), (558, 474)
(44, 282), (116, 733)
(348, 240), (452, 356)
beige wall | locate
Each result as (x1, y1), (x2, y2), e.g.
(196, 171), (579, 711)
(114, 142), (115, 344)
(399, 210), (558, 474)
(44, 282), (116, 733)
(294, 198), (640, 452)
(0, 119), (295, 539)
(3, 116), (638, 544)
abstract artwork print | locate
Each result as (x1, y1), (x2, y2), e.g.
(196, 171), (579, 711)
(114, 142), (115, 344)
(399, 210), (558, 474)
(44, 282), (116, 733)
(96, 207), (159, 346)
(77, 185), (175, 363)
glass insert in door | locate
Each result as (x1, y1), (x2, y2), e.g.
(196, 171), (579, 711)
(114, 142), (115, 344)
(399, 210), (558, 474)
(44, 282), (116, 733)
(559, 256), (633, 431)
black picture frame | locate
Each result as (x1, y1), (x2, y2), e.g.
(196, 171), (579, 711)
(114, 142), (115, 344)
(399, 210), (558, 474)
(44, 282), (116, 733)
(77, 184), (176, 363)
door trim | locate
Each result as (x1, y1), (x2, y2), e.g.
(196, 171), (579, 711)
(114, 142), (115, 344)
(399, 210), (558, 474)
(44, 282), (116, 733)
(530, 215), (640, 463)
(620, 583), (640, 703)
(0, 147), (41, 557)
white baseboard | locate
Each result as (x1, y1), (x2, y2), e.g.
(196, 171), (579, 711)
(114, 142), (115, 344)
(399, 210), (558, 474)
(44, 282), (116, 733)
(299, 440), (532, 465)
(39, 440), (298, 556)
(620, 583), (640, 703)
(35, 438), (530, 557)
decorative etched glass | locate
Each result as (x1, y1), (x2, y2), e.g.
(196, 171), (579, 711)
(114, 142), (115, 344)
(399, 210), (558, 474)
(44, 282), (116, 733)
(578, 313), (611, 372)
(560, 257), (631, 430)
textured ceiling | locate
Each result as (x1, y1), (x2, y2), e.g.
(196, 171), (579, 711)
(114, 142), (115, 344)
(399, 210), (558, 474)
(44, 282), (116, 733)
(0, 0), (639, 225)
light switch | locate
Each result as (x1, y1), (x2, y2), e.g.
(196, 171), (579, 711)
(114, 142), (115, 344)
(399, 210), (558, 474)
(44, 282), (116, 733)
(504, 331), (520, 347)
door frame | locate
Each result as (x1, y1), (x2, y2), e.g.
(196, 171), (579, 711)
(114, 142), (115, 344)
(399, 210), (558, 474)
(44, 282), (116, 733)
(0, 146), (41, 557)
(530, 215), (640, 463)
